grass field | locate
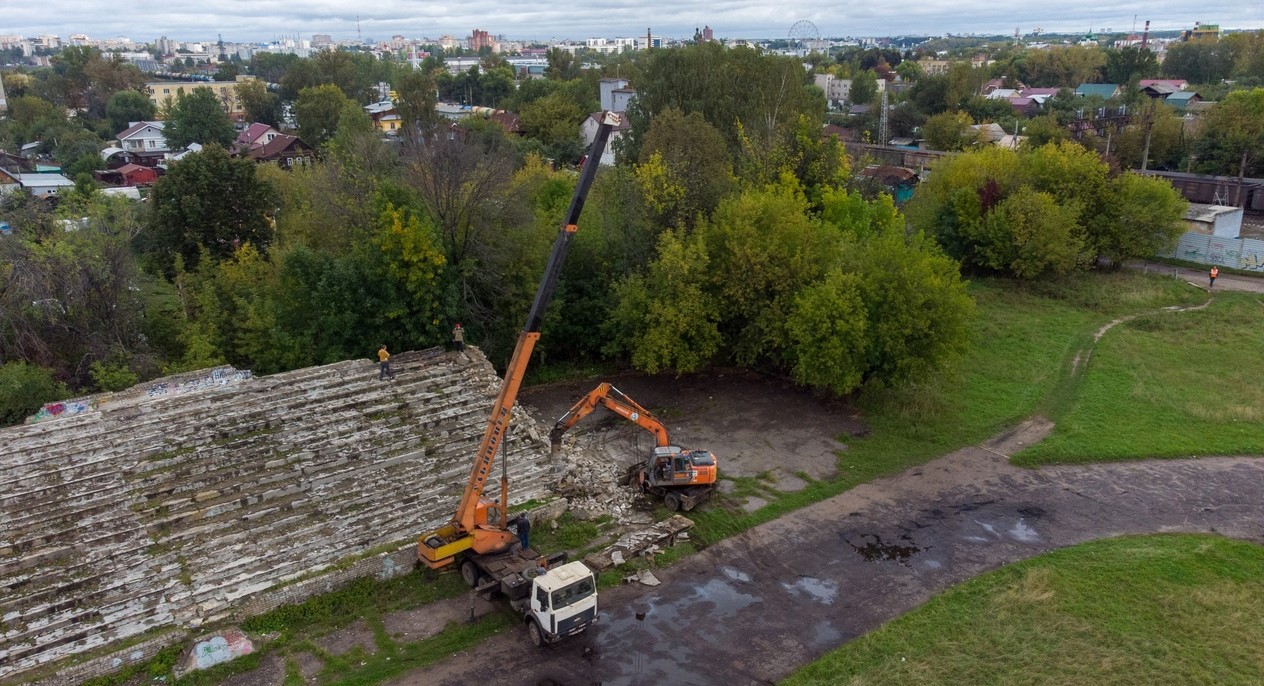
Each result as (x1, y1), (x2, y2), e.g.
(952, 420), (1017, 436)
(685, 272), (1207, 544)
(1016, 291), (1264, 464)
(782, 534), (1264, 686)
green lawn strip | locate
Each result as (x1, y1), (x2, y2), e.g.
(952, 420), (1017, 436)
(1016, 293), (1264, 464)
(312, 612), (514, 686)
(783, 534), (1264, 686)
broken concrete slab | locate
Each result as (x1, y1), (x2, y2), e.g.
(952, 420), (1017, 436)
(583, 515), (694, 571)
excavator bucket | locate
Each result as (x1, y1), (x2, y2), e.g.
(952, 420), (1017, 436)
(617, 463), (639, 487)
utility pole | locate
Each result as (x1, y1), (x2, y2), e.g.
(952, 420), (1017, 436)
(1140, 99), (1156, 171)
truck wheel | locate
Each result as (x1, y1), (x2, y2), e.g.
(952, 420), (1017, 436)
(664, 493), (682, 512)
(461, 560), (480, 587)
(527, 619), (545, 647)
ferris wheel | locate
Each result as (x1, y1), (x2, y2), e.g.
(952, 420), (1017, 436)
(788, 20), (823, 52)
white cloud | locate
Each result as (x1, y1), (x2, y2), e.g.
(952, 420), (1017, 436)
(8, 0), (1263, 43)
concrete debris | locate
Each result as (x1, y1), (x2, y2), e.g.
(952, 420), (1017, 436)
(550, 433), (646, 524)
(584, 515), (694, 571)
(636, 570), (661, 586)
(611, 551), (624, 566)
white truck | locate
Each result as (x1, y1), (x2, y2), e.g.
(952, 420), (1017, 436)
(460, 549), (598, 646)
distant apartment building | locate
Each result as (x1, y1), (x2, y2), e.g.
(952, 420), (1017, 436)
(438, 35), (461, 51)
(156, 36), (177, 55)
(1181, 22), (1220, 41)
(469, 29), (494, 52)
(919, 58), (950, 76)
(146, 76), (257, 120)
(311, 34), (334, 48)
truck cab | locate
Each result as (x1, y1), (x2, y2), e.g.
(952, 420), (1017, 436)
(524, 561), (598, 646)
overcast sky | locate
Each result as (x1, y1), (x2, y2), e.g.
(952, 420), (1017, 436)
(8, 0), (1263, 44)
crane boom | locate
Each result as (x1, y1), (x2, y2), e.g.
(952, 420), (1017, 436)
(419, 111), (622, 568)
(549, 382), (671, 450)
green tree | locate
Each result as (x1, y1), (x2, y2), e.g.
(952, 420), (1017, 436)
(787, 270), (869, 394)
(235, 78), (283, 127)
(545, 48), (581, 81)
(518, 90), (586, 163)
(1104, 47), (1159, 85)
(1098, 173), (1187, 263)
(922, 110), (977, 151)
(145, 145), (278, 271)
(294, 84), (354, 146)
(850, 69), (878, 106)
(1020, 114), (1070, 148)
(395, 69), (439, 143)
(0, 362), (68, 427)
(105, 90), (156, 134)
(1192, 88), (1264, 189)
(636, 107), (735, 227)
(1162, 41), (1234, 84)
(895, 61), (924, 83)
(606, 228), (723, 373)
(164, 87), (236, 149)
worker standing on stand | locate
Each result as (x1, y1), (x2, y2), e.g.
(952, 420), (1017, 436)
(453, 323), (466, 357)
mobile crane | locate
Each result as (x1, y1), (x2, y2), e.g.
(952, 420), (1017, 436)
(549, 383), (718, 512)
(416, 112), (622, 647)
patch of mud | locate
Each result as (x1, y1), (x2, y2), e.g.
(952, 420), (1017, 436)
(845, 533), (922, 565)
(982, 417), (1055, 457)
(293, 652), (324, 681)
(312, 619), (376, 658)
(218, 653), (285, 686)
(741, 496), (768, 513)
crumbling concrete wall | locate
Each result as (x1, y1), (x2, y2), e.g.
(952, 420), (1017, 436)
(0, 348), (560, 682)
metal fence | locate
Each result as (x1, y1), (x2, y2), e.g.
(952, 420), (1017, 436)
(1158, 231), (1264, 272)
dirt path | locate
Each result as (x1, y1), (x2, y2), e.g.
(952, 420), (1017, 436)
(1128, 260), (1264, 293)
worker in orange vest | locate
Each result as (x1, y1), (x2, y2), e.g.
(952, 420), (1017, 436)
(1209, 266), (1219, 288)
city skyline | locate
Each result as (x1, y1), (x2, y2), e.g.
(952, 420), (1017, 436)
(7, 0), (1264, 44)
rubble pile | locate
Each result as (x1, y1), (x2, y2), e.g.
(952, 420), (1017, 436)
(551, 430), (651, 524)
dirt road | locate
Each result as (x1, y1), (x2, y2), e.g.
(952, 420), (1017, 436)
(395, 415), (1264, 686)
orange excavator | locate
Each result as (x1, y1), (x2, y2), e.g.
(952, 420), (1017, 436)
(415, 113), (622, 646)
(549, 383), (718, 512)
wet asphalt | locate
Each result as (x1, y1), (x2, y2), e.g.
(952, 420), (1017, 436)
(400, 429), (1264, 686)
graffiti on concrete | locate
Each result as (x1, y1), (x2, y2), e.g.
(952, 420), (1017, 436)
(25, 367), (253, 424)
(191, 628), (253, 671)
(1163, 232), (1264, 272)
(146, 368), (253, 399)
(25, 397), (99, 424)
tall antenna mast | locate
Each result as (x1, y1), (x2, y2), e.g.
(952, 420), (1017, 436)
(358, 16), (362, 43)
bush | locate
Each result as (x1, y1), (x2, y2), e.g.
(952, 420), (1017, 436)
(0, 362), (68, 427)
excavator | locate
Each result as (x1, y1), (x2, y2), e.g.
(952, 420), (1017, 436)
(415, 111), (622, 646)
(549, 383), (718, 512)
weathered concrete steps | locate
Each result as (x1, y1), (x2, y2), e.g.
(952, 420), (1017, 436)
(0, 348), (559, 681)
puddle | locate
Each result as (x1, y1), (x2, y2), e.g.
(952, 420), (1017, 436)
(1008, 519), (1040, 543)
(811, 620), (843, 648)
(721, 566), (752, 583)
(781, 576), (839, 604)
(847, 533), (922, 565)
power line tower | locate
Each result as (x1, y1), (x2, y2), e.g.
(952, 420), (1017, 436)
(357, 16), (362, 43)
(878, 88), (889, 146)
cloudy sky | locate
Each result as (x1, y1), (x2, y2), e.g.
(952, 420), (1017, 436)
(9, 0), (1263, 44)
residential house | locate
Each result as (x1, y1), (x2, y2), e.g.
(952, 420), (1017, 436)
(599, 78), (636, 113)
(1141, 82), (1181, 99)
(365, 101), (401, 134)
(115, 163), (158, 186)
(246, 134), (315, 170)
(1020, 87), (1061, 106)
(235, 123), (282, 152)
(0, 167), (18, 193)
(0, 151), (35, 174)
(13, 172), (74, 197)
(580, 112), (632, 166)
(487, 111), (523, 135)
(1074, 83), (1121, 99)
(1139, 79), (1188, 91)
(858, 164), (920, 203)
(1164, 91), (1203, 110)
(116, 121), (169, 163)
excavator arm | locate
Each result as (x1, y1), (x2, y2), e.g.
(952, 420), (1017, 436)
(418, 112), (623, 569)
(548, 383), (671, 451)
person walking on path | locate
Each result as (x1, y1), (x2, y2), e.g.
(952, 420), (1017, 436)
(1209, 266), (1219, 288)
(452, 323), (465, 354)
(514, 512), (531, 551)
(377, 344), (395, 380)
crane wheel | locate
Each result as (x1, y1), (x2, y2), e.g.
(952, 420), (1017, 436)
(460, 560), (480, 587)
(664, 493), (682, 512)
